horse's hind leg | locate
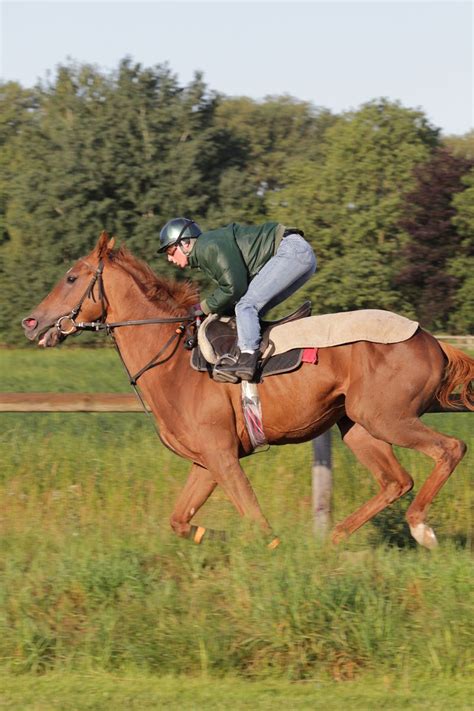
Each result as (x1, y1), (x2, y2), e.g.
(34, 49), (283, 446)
(346, 404), (467, 548)
(332, 417), (414, 543)
(404, 429), (466, 548)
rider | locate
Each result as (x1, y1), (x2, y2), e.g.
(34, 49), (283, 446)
(158, 218), (317, 381)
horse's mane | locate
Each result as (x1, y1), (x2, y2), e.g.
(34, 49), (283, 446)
(108, 245), (198, 315)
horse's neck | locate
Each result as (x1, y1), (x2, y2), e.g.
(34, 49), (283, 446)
(105, 266), (185, 379)
(106, 266), (159, 323)
(104, 265), (206, 448)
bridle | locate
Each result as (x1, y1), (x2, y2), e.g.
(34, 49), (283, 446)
(56, 259), (108, 336)
(54, 258), (196, 413)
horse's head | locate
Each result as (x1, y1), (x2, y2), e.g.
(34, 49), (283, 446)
(22, 231), (115, 347)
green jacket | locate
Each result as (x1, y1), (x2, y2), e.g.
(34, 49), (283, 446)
(188, 222), (287, 315)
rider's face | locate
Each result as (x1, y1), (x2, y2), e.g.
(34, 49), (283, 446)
(167, 244), (189, 268)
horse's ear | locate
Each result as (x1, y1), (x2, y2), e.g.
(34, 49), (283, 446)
(96, 231), (115, 257)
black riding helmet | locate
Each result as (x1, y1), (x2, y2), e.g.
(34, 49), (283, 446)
(158, 217), (202, 253)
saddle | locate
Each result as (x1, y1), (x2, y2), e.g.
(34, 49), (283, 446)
(191, 301), (313, 379)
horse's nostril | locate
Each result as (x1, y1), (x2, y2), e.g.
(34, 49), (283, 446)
(22, 317), (38, 330)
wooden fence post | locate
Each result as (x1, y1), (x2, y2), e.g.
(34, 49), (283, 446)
(312, 430), (333, 537)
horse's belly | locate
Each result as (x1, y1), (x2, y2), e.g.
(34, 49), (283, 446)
(257, 364), (345, 445)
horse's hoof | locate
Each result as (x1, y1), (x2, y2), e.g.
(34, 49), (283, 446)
(331, 526), (348, 545)
(267, 536), (281, 550)
(409, 523), (438, 549)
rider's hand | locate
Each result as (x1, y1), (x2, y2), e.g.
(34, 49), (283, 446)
(192, 303), (204, 318)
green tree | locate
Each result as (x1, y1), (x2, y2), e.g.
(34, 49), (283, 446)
(1, 64), (454, 344)
(0, 61), (260, 341)
(448, 167), (474, 332)
(268, 99), (440, 315)
(215, 96), (336, 213)
(0, 81), (38, 246)
(1, 60), (188, 341)
(395, 148), (473, 330)
(443, 130), (474, 161)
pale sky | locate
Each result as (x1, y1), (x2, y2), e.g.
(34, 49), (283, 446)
(1, 0), (472, 135)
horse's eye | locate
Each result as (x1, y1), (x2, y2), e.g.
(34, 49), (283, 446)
(67, 275), (77, 284)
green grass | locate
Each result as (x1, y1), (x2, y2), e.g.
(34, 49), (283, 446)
(0, 344), (126, 392)
(1, 673), (473, 710)
(0, 347), (473, 695)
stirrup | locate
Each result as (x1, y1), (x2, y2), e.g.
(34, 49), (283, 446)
(213, 353), (240, 384)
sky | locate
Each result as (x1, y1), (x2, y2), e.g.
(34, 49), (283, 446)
(1, 0), (472, 136)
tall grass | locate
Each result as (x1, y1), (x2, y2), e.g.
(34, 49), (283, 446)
(0, 348), (473, 680)
(0, 519), (472, 678)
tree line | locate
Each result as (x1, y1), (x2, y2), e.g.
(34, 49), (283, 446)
(1, 58), (473, 344)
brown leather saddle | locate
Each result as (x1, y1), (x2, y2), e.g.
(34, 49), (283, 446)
(191, 301), (312, 380)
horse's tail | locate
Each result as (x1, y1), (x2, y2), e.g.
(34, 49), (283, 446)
(437, 341), (474, 411)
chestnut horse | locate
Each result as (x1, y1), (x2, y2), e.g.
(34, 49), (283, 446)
(22, 233), (473, 548)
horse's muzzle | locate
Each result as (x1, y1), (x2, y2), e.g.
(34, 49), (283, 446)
(22, 316), (38, 333)
(21, 315), (63, 347)
(22, 316), (40, 341)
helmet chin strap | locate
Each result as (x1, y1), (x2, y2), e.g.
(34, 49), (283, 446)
(179, 239), (195, 256)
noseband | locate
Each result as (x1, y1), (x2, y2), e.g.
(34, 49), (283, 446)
(54, 259), (195, 406)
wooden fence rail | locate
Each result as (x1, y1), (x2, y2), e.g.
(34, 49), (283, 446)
(0, 392), (148, 412)
(435, 335), (474, 347)
(0, 392), (469, 413)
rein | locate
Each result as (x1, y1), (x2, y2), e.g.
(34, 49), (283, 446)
(55, 259), (195, 410)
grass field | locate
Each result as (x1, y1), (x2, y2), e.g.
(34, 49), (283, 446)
(1, 346), (473, 707)
(1, 673), (473, 710)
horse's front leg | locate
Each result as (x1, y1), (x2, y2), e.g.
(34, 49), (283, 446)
(170, 463), (220, 543)
(200, 443), (280, 549)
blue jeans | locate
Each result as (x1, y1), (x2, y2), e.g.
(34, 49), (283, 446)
(235, 233), (317, 351)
